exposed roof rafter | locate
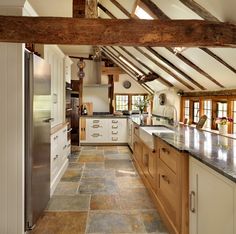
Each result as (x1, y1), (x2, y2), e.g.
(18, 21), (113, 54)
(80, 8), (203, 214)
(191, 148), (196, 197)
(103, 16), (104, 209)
(138, 0), (230, 86)
(135, 47), (205, 90)
(101, 47), (154, 93)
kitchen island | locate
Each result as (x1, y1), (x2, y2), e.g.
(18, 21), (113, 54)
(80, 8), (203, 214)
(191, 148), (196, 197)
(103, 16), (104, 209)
(132, 117), (236, 234)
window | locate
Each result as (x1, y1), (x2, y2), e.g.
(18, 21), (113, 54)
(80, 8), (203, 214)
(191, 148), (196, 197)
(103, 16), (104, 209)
(203, 100), (212, 128)
(184, 100), (190, 122)
(217, 101), (227, 118)
(115, 94), (147, 112)
(193, 101), (200, 123)
(233, 101), (236, 134)
(131, 95), (145, 111)
(115, 95), (128, 111)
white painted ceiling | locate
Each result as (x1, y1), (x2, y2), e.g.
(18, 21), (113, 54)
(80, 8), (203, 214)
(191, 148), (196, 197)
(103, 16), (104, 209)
(27, 0), (236, 92)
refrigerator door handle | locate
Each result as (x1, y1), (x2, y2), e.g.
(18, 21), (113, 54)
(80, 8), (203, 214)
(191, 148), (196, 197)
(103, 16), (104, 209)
(43, 118), (54, 123)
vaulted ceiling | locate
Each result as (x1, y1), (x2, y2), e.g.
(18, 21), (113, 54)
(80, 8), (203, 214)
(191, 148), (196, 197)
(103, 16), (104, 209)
(28, 0), (236, 93)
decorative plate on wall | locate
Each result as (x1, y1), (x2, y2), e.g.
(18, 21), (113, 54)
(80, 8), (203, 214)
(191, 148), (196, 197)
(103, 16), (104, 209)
(123, 80), (131, 89)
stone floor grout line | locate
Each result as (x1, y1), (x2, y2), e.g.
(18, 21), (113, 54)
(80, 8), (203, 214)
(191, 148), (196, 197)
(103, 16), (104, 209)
(85, 194), (91, 234)
(76, 162), (85, 194)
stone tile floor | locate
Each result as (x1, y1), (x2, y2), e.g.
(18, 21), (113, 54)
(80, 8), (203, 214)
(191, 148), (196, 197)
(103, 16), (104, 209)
(32, 146), (169, 234)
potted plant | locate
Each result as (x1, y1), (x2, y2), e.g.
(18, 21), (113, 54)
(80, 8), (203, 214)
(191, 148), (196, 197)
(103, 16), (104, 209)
(134, 95), (152, 122)
(215, 117), (233, 134)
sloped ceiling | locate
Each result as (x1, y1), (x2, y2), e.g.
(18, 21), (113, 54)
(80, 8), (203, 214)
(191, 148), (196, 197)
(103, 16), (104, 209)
(28, 0), (236, 93)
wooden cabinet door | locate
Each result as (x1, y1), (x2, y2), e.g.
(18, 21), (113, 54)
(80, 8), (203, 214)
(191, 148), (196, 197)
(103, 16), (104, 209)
(133, 135), (143, 164)
(80, 118), (86, 141)
(190, 158), (234, 234)
(142, 145), (157, 190)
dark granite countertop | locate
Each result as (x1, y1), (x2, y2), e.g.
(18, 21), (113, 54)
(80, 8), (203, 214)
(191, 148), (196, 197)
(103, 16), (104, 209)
(152, 124), (236, 183)
(80, 114), (128, 119)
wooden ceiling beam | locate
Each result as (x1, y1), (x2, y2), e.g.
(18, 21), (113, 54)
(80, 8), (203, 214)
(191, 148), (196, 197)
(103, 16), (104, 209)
(0, 16), (235, 47)
(111, 46), (174, 88)
(101, 2), (204, 90)
(183, 89), (236, 97)
(102, 47), (154, 93)
(73, 0), (86, 18)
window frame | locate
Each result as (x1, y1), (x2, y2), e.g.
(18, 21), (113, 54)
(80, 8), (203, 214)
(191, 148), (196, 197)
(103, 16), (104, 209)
(114, 93), (148, 112)
(181, 96), (235, 134)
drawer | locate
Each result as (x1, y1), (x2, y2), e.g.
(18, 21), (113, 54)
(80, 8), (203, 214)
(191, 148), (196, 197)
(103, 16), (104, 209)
(157, 160), (178, 226)
(159, 141), (178, 173)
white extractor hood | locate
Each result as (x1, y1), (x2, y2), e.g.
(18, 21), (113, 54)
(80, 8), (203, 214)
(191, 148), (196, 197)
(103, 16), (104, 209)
(83, 60), (110, 87)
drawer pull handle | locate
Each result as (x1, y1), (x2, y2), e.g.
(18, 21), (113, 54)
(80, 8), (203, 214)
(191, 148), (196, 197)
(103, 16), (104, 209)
(67, 128), (72, 133)
(112, 137), (118, 141)
(161, 148), (169, 154)
(161, 175), (170, 184)
(93, 125), (101, 128)
(53, 135), (58, 140)
(112, 120), (118, 123)
(53, 155), (59, 160)
(112, 131), (118, 135)
(93, 120), (100, 123)
(112, 125), (118, 129)
(92, 133), (101, 137)
(190, 191), (196, 213)
(63, 145), (67, 149)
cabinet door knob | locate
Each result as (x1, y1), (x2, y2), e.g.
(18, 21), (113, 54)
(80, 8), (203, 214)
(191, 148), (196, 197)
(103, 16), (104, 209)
(161, 148), (169, 154)
(161, 175), (170, 184)
(189, 191), (196, 213)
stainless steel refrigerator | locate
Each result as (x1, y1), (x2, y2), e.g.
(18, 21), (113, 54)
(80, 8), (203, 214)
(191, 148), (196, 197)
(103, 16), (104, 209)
(24, 51), (51, 231)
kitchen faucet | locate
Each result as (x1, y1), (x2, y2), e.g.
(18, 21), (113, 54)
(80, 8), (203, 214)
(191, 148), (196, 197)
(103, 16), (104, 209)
(163, 105), (178, 127)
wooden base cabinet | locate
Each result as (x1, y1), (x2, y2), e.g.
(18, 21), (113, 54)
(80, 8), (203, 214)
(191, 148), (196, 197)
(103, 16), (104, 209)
(156, 138), (189, 234)
(189, 158), (234, 234)
(133, 132), (189, 234)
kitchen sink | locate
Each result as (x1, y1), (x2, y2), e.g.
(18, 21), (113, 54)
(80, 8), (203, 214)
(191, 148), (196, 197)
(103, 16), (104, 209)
(140, 126), (174, 135)
(139, 126), (174, 150)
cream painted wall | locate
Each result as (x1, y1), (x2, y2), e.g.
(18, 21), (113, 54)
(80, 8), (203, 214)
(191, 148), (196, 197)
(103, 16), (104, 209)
(0, 5), (25, 234)
(152, 88), (181, 121)
(114, 74), (147, 94)
(83, 87), (109, 112)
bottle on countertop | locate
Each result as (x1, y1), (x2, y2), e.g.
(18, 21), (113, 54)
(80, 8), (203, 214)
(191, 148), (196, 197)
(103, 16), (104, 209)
(83, 105), (88, 115)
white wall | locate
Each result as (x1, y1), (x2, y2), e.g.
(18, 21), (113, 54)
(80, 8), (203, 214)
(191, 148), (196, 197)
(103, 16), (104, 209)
(114, 74), (147, 94)
(152, 88), (181, 121)
(83, 87), (109, 112)
(0, 3), (25, 232)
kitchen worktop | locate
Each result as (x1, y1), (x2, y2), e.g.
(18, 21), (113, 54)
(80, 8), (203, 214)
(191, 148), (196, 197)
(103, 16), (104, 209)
(152, 124), (236, 183)
(80, 114), (128, 119)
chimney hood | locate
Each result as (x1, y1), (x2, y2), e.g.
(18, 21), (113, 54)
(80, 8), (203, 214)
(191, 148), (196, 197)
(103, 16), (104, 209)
(83, 60), (110, 87)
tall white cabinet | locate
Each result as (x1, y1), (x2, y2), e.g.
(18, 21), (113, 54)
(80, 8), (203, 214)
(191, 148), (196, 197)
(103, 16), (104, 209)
(44, 45), (65, 127)
(189, 158), (234, 234)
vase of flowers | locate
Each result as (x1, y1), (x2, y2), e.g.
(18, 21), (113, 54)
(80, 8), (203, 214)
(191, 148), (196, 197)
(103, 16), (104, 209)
(134, 96), (151, 123)
(215, 117), (233, 135)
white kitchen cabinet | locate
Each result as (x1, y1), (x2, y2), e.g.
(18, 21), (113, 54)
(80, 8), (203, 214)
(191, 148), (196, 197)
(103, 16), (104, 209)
(64, 55), (73, 84)
(86, 118), (109, 142)
(50, 126), (69, 195)
(108, 118), (127, 143)
(81, 118), (128, 143)
(44, 45), (65, 127)
(189, 158), (234, 234)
